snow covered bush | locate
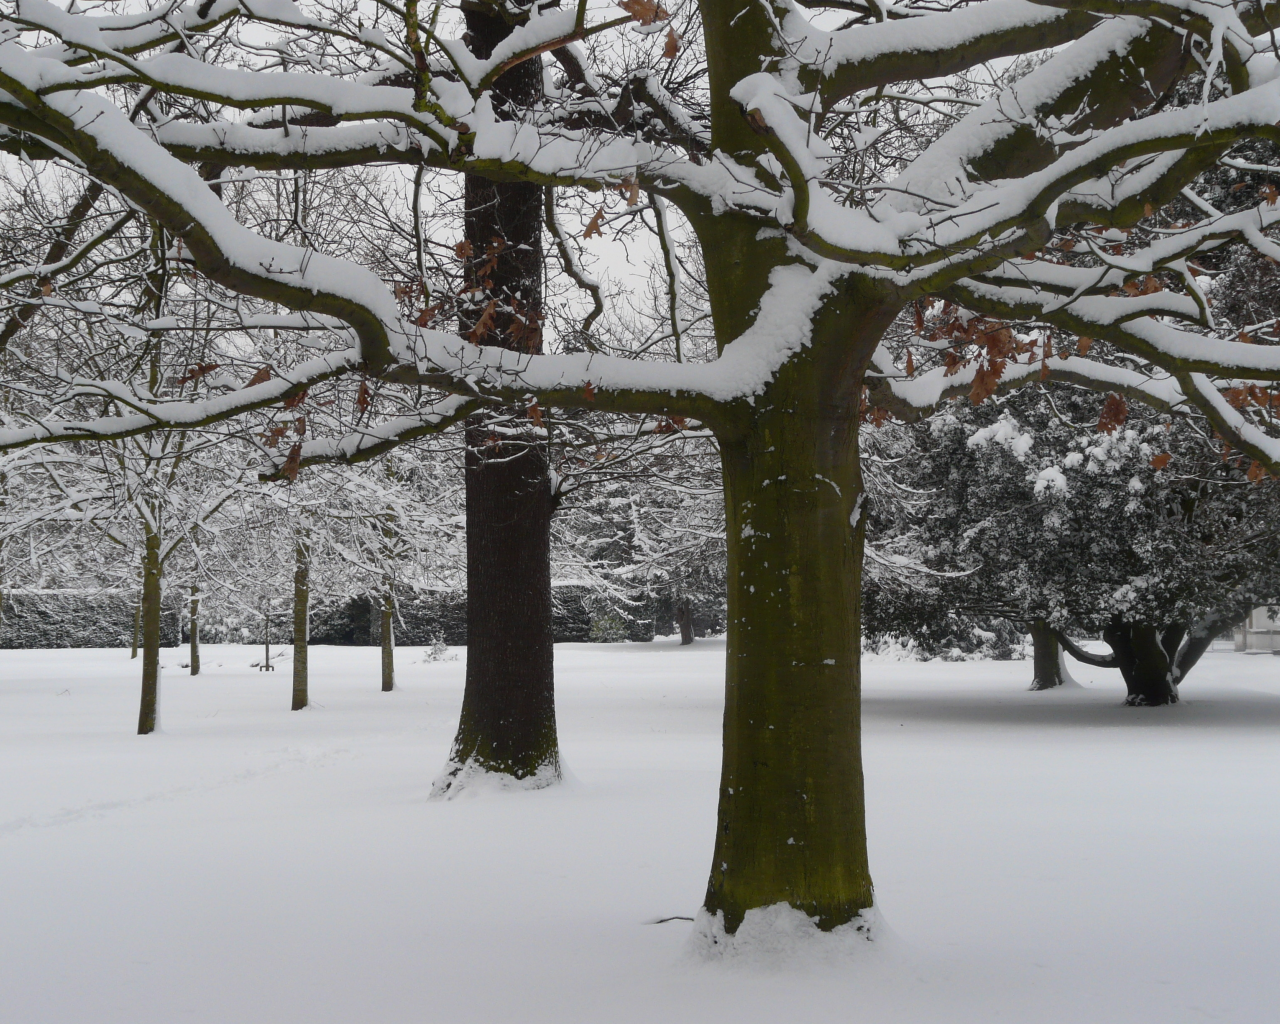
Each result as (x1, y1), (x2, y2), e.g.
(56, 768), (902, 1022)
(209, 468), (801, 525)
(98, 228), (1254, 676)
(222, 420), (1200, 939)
(894, 387), (1280, 703)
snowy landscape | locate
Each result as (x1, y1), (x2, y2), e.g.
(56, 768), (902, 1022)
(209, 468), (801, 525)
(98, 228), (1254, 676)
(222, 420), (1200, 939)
(3, 640), (1278, 1024)
(9, 0), (1280, 1019)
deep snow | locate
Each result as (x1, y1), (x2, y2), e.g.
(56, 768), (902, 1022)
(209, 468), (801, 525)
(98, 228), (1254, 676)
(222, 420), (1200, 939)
(1, 639), (1278, 1023)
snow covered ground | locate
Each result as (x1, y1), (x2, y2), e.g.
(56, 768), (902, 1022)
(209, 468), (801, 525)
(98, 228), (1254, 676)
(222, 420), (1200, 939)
(1, 640), (1277, 1024)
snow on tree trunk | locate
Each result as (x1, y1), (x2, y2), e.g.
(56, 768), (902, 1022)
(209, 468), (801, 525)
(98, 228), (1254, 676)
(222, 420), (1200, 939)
(380, 589), (395, 693)
(137, 529), (162, 735)
(130, 595), (140, 661)
(701, 306), (888, 935)
(1104, 622), (1180, 706)
(188, 585), (200, 676)
(292, 536), (309, 711)
(434, 0), (559, 795)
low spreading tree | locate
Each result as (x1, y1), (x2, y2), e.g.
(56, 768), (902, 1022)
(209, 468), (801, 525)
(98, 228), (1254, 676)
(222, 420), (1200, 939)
(892, 386), (1280, 704)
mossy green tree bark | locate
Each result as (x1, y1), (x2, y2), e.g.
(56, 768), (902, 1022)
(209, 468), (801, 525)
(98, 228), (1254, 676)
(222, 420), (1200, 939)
(137, 527), (162, 734)
(188, 584), (200, 676)
(292, 535), (309, 710)
(701, 281), (897, 932)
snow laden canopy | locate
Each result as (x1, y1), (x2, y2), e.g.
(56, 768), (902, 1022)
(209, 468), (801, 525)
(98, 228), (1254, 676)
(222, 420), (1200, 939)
(9, 0), (1280, 939)
(3, 0), (1280, 460)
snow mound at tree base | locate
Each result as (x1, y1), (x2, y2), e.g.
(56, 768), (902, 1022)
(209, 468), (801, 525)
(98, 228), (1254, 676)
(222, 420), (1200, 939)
(685, 903), (885, 967)
(428, 757), (563, 800)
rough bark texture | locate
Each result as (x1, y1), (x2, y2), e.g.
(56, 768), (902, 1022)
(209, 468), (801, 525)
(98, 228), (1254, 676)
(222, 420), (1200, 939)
(440, 423), (558, 784)
(137, 530), (161, 735)
(435, 0), (559, 793)
(381, 590), (395, 692)
(703, 296), (894, 934)
(188, 585), (200, 676)
(292, 538), (309, 710)
(1029, 619), (1065, 690)
(677, 599), (694, 646)
(1103, 621), (1180, 705)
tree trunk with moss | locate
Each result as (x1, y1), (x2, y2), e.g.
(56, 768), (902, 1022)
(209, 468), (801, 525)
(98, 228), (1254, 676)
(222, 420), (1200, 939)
(292, 536), (309, 710)
(137, 529), (162, 735)
(435, 0), (559, 793)
(1028, 619), (1066, 690)
(702, 291), (895, 934)
(188, 585), (200, 676)
(381, 589), (395, 692)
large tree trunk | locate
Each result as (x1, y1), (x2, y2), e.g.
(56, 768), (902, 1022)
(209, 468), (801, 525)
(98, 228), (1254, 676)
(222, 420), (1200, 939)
(1029, 619), (1067, 690)
(381, 589), (395, 692)
(703, 322), (884, 936)
(438, 426), (558, 787)
(435, 1), (559, 794)
(188, 585), (200, 676)
(137, 529), (162, 735)
(1103, 621), (1180, 706)
(292, 536), (309, 710)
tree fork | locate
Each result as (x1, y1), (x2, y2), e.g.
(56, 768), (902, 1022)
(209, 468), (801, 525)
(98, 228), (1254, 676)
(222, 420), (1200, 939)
(1103, 621), (1180, 706)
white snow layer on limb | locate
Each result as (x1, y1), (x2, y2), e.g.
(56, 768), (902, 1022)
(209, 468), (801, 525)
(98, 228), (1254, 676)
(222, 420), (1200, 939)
(1185, 372), (1280, 466)
(410, 260), (850, 402)
(868, 345), (1185, 414)
(890, 17), (1155, 211)
(0, 351), (360, 449)
(779, 0), (1081, 88)
(686, 903), (883, 967)
(0, 73), (419, 356)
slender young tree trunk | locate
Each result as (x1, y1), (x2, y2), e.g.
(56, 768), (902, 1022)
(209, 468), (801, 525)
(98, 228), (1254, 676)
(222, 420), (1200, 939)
(188, 584), (200, 676)
(137, 530), (162, 734)
(1029, 619), (1066, 690)
(381, 589), (395, 692)
(131, 593), (141, 659)
(1104, 621), (1180, 705)
(677, 598), (694, 646)
(436, 1), (559, 793)
(703, 332), (882, 935)
(292, 536), (309, 710)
